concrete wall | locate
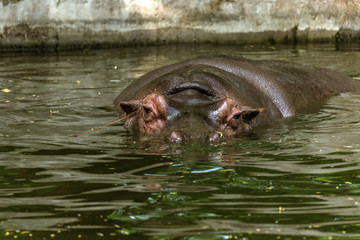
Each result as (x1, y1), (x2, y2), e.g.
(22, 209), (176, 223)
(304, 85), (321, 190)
(0, 0), (360, 50)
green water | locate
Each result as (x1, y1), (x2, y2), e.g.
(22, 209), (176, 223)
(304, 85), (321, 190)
(1, 44), (360, 239)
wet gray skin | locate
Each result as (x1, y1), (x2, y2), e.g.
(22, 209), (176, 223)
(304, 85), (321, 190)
(114, 54), (360, 142)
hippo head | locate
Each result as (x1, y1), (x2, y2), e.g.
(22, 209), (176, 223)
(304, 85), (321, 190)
(117, 75), (263, 142)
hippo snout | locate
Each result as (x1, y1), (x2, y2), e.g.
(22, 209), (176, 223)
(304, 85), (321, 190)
(169, 131), (223, 143)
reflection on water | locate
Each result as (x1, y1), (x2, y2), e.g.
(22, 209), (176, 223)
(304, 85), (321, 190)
(0, 44), (360, 239)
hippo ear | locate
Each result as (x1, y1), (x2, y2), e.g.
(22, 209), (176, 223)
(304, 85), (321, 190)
(241, 108), (264, 124)
(119, 101), (141, 115)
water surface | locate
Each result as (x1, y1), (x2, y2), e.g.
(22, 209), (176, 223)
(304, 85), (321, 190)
(1, 44), (360, 239)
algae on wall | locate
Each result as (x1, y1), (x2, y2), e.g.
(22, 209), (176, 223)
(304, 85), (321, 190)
(0, 0), (23, 6)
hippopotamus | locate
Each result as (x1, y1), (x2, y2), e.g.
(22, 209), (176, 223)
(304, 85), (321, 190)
(113, 54), (360, 142)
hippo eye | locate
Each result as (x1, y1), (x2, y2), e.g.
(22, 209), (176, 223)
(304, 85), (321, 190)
(143, 106), (152, 115)
(142, 106), (154, 122)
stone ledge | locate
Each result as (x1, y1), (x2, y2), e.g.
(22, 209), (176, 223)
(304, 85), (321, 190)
(0, 0), (359, 50)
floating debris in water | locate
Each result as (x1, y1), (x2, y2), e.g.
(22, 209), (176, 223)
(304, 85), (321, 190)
(278, 206), (285, 213)
(1, 88), (11, 93)
(109, 79), (121, 83)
